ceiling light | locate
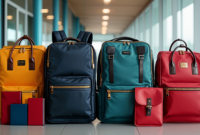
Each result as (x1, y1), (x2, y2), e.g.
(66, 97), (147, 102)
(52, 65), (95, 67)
(58, 21), (62, 25)
(104, 0), (111, 4)
(102, 21), (108, 26)
(7, 15), (13, 20)
(47, 15), (54, 20)
(102, 9), (110, 14)
(102, 27), (107, 31)
(102, 16), (109, 20)
(41, 9), (49, 13)
(102, 30), (107, 34)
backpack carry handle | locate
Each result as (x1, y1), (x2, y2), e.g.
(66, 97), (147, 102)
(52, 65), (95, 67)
(17, 37), (35, 45)
(8, 35), (35, 70)
(170, 45), (198, 75)
(111, 37), (139, 42)
(63, 37), (81, 42)
(169, 39), (188, 51)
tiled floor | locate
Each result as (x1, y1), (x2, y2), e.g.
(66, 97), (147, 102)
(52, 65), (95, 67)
(1, 119), (200, 135)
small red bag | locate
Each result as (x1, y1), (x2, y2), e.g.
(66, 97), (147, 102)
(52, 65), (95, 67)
(135, 88), (163, 126)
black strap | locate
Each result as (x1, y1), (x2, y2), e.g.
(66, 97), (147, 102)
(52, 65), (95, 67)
(137, 46), (145, 83)
(107, 46), (115, 83)
(52, 31), (67, 43)
(77, 31), (93, 44)
(146, 98), (152, 116)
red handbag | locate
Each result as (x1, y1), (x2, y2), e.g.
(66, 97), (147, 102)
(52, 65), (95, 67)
(135, 87), (163, 126)
(155, 39), (200, 123)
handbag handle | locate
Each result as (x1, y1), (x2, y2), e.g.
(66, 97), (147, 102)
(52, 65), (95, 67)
(7, 35), (35, 70)
(63, 37), (81, 42)
(170, 45), (198, 75)
(169, 39), (188, 51)
(110, 36), (139, 42)
(17, 37), (35, 45)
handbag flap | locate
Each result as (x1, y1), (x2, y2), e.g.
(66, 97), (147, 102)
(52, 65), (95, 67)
(135, 88), (163, 106)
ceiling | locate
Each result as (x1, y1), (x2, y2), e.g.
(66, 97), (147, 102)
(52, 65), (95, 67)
(68, 0), (152, 34)
(42, 0), (151, 35)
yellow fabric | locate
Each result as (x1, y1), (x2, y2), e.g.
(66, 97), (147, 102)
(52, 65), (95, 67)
(0, 45), (46, 119)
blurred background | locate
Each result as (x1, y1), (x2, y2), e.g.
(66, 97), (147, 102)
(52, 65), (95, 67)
(1, 0), (200, 60)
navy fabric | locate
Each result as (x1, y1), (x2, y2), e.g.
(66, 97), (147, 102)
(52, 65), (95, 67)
(45, 40), (96, 123)
(77, 31), (93, 44)
(10, 104), (28, 125)
(52, 31), (67, 42)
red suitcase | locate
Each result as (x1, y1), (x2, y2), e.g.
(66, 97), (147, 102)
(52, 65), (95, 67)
(155, 39), (200, 123)
(135, 88), (163, 126)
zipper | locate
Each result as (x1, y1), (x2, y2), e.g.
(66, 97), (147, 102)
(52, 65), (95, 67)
(99, 41), (154, 86)
(47, 46), (51, 68)
(22, 90), (38, 98)
(91, 47), (95, 69)
(50, 85), (91, 94)
(164, 88), (200, 96)
(107, 90), (135, 100)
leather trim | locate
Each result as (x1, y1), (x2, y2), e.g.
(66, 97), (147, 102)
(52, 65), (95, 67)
(7, 35), (35, 71)
(137, 46), (145, 83)
(122, 51), (130, 55)
(107, 46), (115, 54)
(169, 39), (187, 51)
(63, 37), (80, 42)
(169, 62), (176, 74)
(146, 98), (152, 116)
(110, 36), (139, 42)
(192, 63), (198, 75)
(109, 58), (114, 83)
(107, 46), (115, 83)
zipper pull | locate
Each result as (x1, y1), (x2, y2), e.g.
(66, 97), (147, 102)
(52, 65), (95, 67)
(72, 42), (74, 45)
(50, 86), (53, 94)
(32, 93), (35, 98)
(69, 42), (71, 45)
(22, 47), (25, 53)
(123, 41), (126, 45)
(92, 64), (95, 69)
(47, 60), (49, 68)
(166, 88), (169, 96)
(19, 48), (22, 53)
(182, 50), (185, 55)
(178, 50), (182, 55)
(126, 41), (130, 45)
(107, 90), (111, 100)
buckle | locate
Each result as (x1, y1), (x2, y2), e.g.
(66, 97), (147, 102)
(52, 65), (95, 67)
(139, 55), (144, 60)
(146, 105), (152, 109)
(108, 55), (114, 59)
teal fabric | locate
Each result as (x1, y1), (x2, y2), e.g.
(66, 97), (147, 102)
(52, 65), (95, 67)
(97, 41), (153, 123)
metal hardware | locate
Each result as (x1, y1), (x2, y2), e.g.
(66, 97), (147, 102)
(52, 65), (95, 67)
(139, 55), (144, 59)
(123, 41), (126, 45)
(165, 87), (200, 96)
(127, 41), (130, 45)
(19, 48), (22, 53)
(180, 63), (188, 68)
(50, 85), (91, 94)
(107, 90), (135, 99)
(146, 105), (152, 109)
(22, 47), (25, 53)
(108, 55), (114, 59)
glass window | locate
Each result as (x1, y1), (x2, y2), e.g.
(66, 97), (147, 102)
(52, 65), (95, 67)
(163, 0), (172, 51)
(18, 12), (26, 44)
(131, 22), (135, 37)
(10, 0), (25, 9)
(139, 15), (144, 40)
(151, 0), (159, 61)
(28, 16), (33, 39)
(135, 18), (139, 39)
(28, 0), (33, 13)
(7, 5), (16, 46)
(145, 8), (150, 44)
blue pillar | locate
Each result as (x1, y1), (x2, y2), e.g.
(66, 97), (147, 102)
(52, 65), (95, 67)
(72, 14), (76, 37)
(76, 17), (80, 36)
(62, 0), (68, 35)
(33, 0), (42, 45)
(0, 0), (1, 48)
(53, 0), (59, 31)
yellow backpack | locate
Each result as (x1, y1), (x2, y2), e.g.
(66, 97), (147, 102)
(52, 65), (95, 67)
(0, 35), (46, 120)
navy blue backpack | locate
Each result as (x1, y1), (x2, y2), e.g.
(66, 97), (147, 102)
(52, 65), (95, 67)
(45, 31), (96, 123)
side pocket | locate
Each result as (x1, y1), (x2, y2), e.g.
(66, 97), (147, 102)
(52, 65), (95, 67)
(96, 92), (102, 121)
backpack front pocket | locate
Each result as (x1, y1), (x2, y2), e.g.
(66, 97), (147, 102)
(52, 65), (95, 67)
(104, 85), (135, 120)
(1, 86), (38, 104)
(48, 76), (92, 119)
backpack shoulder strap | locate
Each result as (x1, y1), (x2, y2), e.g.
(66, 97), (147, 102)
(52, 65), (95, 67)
(52, 31), (67, 42)
(77, 31), (93, 44)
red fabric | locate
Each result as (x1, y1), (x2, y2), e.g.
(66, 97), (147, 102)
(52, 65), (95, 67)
(1, 92), (21, 124)
(28, 98), (45, 125)
(135, 88), (163, 126)
(155, 51), (200, 122)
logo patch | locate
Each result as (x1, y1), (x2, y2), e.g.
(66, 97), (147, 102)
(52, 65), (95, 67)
(18, 60), (25, 66)
(180, 63), (188, 68)
(122, 51), (130, 55)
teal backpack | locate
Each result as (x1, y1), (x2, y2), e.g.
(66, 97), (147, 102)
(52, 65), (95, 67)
(97, 37), (154, 123)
